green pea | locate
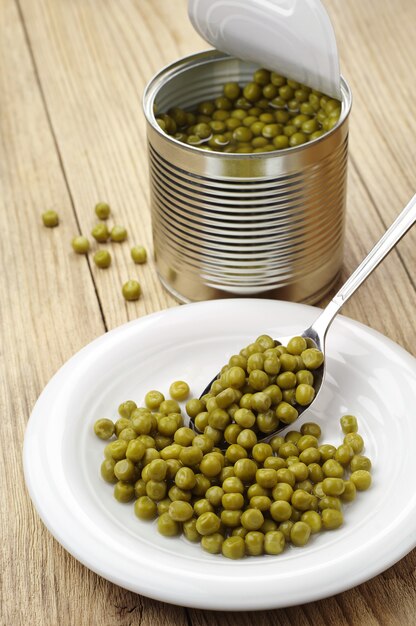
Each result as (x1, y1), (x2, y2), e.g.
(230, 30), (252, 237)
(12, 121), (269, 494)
(262, 83), (279, 99)
(200, 453), (222, 477)
(245, 531), (264, 556)
(264, 530), (285, 555)
(236, 428), (257, 449)
(250, 496), (272, 511)
(270, 500), (292, 522)
(321, 508), (343, 530)
(222, 493), (245, 510)
(301, 119), (319, 134)
(307, 462), (324, 483)
(322, 477), (345, 496)
(93, 249), (111, 269)
(276, 402), (298, 424)
(131, 246), (147, 264)
(299, 102), (315, 115)
(241, 508), (264, 531)
(301, 510), (322, 533)
(94, 418), (115, 440)
(134, 495), (157, 519)
(279, 85), (294, 101)
(278, 520), (294, 541)
(91, 223), (110, 243)
(194, 123), (212, 139)
(214, 97), (232, 111)
(351, 470), (372, 491)
(276, 371), (296, 389)
(223, 82), (241, 100)
(301, 348), (324, 369)
(291, 489), (317, 511)
(243, 82), (263, 102)
(272, 135), (289, 149)
(318, 444), (336, 461)
(197, 101), (215, 116)
(289, 132), (307, 147)
(350, 455), (372, 472)
(168, 107), (188, 126)
(233, 126), (253, 143)
(201, 532), (224, 554)
(100, 458), (117, 483)
(71, 236), (90, 254)
(272, 482), (293, 501)
(92, 203), (110, 221)
(222, 536), (245, 559)
(322, 459), (344, 478)
(319, 496), (342, 511)
(117, 400), (136, 418)
(256, 468), (278, 489)
(295, 384), (315, 406)
(205, 486), (224, 507)
(168, 501), (194, 522)
(175, 467), (196, 490)
(122, 280), (141, 301)
(253, 69), (271, 85)
(114, 481), (135, 503)
(344, 433), (364, 454)
(309, 130), (325, 141)
(233, 458), (257, 482)
(196, 512), (221, 536)
(261, 123), (282, 138)
(42, 210), (59, 227)
(250, 121), (266, 136)
(290, 521), (311, 546)
(157, 512), (181, 536)
(114, 458), (136, 482)
(340, 414), (359, 434)
(104, 439), (128, 461)
(341, 480), (357, 503)
(334, 443), (354, 465)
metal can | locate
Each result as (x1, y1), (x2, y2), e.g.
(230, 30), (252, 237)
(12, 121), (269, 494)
(143, 50), (352, 303)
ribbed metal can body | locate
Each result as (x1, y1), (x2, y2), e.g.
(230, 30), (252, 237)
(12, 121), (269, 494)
(143, 51), (352, 303)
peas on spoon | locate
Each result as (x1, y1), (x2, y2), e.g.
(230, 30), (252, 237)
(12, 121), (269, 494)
(195, 193), (416, 445)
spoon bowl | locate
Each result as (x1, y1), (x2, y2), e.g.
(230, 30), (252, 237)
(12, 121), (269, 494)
(193, 193), (416, 445)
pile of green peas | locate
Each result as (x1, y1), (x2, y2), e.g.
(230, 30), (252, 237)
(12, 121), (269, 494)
(155, 68), (342, 153)
(94, 335), (372, 559)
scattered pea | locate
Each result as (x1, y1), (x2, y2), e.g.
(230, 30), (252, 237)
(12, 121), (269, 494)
(95, 202), (111, 220)
(122, 280), (141, 301)
(131, 246), (147, 264)
(71, 236), (90, 254)
(42, 210), (59, 227)
(93, 249), (112, 269)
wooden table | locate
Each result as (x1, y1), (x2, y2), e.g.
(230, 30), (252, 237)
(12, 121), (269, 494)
(2, 0), (415, 623)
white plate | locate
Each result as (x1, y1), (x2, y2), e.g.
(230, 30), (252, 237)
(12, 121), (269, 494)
(23, 299), (416, 611)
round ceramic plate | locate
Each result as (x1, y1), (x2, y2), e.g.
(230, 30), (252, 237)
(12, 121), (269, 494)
(23, 299), (416, 611)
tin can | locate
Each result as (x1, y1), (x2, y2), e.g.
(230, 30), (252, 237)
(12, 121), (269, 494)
(143, 50), (352, 303)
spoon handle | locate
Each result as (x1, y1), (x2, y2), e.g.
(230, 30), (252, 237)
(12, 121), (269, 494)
(310, 192), (416, 340)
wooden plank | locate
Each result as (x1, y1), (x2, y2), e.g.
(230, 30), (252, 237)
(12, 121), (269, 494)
(325, 0), (416, 282)
(0, 1), (109, 624)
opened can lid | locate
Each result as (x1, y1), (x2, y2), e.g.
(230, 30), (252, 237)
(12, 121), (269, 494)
(188, 0), (341, 99)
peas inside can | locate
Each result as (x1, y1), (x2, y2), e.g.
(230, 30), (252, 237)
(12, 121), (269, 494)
(155, 67), (341, 153)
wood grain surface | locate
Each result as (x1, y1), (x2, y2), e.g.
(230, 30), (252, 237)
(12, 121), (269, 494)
(1, 0), (415, 624)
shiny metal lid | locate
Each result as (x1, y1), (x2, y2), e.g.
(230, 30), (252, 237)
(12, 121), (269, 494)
(188, 0), (341, 98)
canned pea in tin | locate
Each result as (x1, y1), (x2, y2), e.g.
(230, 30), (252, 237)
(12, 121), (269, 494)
(143, 50), (352, 304)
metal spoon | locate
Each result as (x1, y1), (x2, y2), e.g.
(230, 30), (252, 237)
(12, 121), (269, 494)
(195, 193), (416, 443)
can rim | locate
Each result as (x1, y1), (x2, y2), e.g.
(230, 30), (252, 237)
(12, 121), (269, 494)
(142, 49), (352, 158)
